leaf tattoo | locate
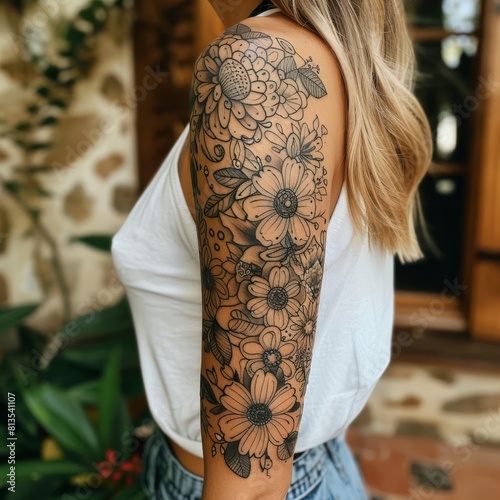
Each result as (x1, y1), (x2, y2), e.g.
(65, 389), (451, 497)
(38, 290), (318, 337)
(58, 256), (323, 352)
(191, 24), (330, 478)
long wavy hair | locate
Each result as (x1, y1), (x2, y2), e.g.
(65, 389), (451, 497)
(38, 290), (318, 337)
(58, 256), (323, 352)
(271, 0), (433, 262)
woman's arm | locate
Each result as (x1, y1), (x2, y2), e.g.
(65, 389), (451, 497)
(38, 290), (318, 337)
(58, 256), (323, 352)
(190, 19), (341, 499)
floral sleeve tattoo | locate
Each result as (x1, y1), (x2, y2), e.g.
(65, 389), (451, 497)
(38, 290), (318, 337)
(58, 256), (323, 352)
(190, 24), (329, 479)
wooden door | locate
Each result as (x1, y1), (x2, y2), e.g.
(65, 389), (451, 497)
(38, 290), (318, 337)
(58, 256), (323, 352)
(133, 0), (196, 190)
(466, 0), (500, 340)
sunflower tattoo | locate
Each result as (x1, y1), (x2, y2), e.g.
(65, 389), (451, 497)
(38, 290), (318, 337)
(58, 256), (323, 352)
(191, 23), (329, 479)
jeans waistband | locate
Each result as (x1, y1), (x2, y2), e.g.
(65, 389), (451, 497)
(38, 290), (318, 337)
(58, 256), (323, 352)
(144, 425), (341, 500)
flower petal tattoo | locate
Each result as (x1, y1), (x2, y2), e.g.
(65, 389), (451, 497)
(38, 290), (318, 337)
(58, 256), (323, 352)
(190, 23), (330, 479)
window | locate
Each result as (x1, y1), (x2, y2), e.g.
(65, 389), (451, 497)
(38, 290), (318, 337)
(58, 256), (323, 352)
(396, 0), (482, 294)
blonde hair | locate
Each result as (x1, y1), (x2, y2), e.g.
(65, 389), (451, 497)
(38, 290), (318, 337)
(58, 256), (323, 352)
(272, 0), (433, 262)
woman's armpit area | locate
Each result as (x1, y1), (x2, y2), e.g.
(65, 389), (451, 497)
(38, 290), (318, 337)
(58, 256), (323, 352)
(177, 134), (197, 223)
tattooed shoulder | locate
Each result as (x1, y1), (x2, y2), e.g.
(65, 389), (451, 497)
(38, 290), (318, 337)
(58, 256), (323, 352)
(190, 23), (333, 480)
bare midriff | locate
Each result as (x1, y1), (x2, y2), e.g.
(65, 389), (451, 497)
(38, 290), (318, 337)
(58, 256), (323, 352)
(166, 434), (205, 478)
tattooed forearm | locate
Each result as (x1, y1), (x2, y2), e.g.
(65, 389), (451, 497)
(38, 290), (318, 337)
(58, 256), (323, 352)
(190, 23), (329, 479)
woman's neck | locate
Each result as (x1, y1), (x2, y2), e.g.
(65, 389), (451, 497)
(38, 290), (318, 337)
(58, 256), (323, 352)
(209, 0), (264, 28)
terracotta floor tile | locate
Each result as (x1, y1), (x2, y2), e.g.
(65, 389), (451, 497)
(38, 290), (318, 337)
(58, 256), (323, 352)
(346, 361), (500, 500)
(348, 432), (451, 462)
(359, 447), (412, 495)
(348, 431), (500, 499)
(452, 463), (500, 499)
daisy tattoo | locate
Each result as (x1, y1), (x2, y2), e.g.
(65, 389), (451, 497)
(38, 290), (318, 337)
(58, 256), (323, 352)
(190, 23), (329, 479)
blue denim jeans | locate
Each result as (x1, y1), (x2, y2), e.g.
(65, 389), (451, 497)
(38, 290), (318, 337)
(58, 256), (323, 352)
(141, 425), (369, 499)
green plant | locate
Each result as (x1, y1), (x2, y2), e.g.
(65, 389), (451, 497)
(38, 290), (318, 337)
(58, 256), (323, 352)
(0, 235), (148, 499)
(0, 2), (148, 497)
(0, 336), (147, 499)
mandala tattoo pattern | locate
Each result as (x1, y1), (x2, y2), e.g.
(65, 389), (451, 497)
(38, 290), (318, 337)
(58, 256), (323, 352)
(190, 23), (330, 479)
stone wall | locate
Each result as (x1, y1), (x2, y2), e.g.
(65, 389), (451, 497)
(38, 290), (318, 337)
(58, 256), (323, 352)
(0, 1), (137, 333)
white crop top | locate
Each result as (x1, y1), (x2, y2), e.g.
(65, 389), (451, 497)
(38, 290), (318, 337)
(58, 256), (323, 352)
(111, 7), (394, 458)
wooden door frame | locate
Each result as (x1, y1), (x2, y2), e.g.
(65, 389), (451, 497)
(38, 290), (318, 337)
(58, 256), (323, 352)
(464, 0), (500, 340)
(133, 0), (195, 191)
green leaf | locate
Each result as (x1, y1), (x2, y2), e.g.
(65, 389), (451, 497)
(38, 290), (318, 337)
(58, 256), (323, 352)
(36, 86), (51, 98)
(0, 459), (90, 486)
(70, 299), (133, 339)
(224, 442), (251, 478)
(24, 384), (100, 460)
(111, 481), (146, 500)
(1, 475), (66, 499)
(0, 304), (38, 333)
(36, 187), (53, 197)
(0, 360), (38, 436)
(15, 121), (31, 132)
(39, 116), (59, 126)
(67, 379), (100, 406)
(26, 142), (53, 151)
(122, 370), (146, 400)
(70, 235), (112, 252)
(67, 26), (86, 46)
(61, 341), (138, 370)
(112, 398), (132, 458)
(49, 98), (68, 109)
(3, 180), (22, 194)
(28, 208), (41, 220)
(98, 347), (122, 451)
(44, 65), (61, 82)
(79, 3), (109, 29)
